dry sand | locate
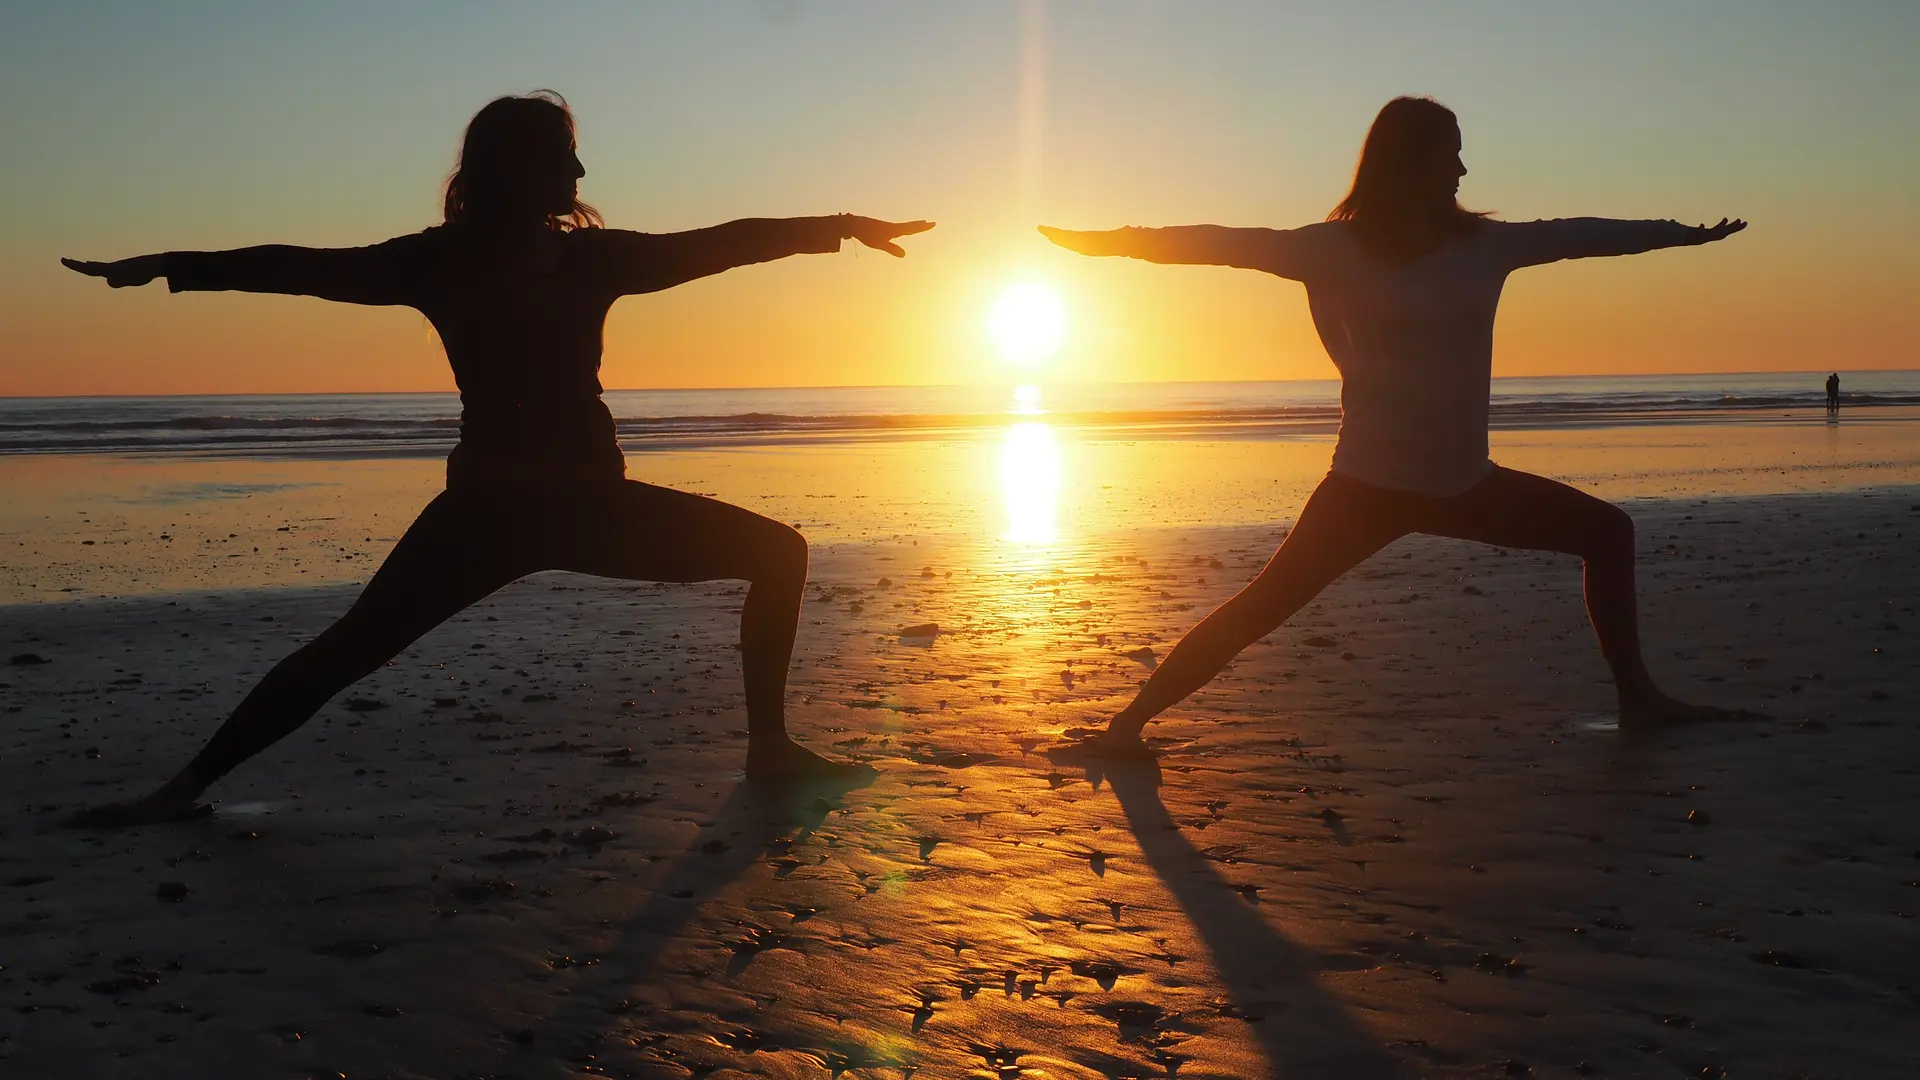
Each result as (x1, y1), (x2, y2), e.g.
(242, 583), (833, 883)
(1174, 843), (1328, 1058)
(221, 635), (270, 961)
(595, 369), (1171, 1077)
(3, 488), (1918, 1078)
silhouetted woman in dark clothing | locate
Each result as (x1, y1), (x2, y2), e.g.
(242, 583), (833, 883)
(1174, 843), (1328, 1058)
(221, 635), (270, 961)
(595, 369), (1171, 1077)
(1043, 96), (1753, 759)
(63, 92), (931, 824)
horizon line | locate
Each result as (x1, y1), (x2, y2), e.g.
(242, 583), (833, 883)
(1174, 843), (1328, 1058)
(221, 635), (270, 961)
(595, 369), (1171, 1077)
(2, 368), (1910, 403)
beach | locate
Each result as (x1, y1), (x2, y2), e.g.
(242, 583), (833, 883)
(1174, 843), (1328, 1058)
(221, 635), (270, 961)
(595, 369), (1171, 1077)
(4, 382), (1919, 1078)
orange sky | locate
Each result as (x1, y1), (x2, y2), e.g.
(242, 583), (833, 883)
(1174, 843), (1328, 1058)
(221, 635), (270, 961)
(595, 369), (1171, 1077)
(3, 3), (1915, 397)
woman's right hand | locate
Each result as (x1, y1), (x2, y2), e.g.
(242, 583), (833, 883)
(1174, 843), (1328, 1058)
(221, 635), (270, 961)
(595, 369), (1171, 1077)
(1037, 225), (1095, 253)
(1036, 225), (1126, 257)
(61, 254), (167, 288)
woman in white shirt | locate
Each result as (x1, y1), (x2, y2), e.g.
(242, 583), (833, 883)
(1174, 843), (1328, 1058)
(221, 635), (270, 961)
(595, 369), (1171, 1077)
(1043, 96), (1751, 757)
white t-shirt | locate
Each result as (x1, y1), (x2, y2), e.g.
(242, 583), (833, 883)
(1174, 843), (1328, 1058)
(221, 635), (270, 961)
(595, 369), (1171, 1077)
(1104, 218), (1697, 496)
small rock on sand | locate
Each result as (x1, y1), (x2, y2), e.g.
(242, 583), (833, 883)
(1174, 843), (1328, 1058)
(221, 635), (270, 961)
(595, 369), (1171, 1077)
(311, 940), (387, 959)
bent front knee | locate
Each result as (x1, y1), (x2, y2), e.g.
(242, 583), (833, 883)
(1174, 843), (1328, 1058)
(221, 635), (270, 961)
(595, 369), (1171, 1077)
(1587, 504), (1636, 564)
(757, 520), (809, 580)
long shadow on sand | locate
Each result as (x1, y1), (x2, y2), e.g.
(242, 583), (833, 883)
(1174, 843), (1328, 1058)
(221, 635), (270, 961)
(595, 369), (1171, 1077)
(507, 774), (863, 1069)
(1100, 760), (1407, 1080)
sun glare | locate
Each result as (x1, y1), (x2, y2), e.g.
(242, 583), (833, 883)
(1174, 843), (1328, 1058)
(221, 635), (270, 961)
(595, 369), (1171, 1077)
(987, 282), (1067, 367)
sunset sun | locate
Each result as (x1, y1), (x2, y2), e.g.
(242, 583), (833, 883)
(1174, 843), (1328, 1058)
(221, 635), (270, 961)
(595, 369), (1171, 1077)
(987, 282), (1067, 367)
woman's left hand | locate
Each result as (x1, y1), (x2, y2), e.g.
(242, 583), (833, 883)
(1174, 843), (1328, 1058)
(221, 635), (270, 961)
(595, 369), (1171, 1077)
(62, 254), (168, 288)
(1682, 218), (1747, 245)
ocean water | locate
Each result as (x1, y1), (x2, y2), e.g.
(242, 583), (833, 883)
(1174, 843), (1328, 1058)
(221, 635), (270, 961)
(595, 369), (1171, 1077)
(2, 372), (1917, 457)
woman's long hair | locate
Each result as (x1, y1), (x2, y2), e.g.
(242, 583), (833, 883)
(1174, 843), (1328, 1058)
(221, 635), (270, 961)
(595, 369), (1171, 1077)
(444, 91), (602, 231)
(1329, 96), (1487, 260)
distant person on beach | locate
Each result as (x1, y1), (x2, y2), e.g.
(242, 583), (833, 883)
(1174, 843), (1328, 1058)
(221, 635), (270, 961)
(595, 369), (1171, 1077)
(1826, 372), (1841, 411)
(1043, 95), (1755, 759)
(61, 91), (928, 825)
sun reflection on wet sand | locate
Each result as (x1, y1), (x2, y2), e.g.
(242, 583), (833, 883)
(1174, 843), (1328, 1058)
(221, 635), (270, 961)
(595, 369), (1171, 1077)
(976, 386), (1091, 695)
(997, 383), (1065, 550)
(999, 420), (1062, 547)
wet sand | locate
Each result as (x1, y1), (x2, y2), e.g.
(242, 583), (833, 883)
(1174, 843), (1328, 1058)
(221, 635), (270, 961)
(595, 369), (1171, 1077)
(4, 484), (1917, 1078)
(7, 407), (1920, 604)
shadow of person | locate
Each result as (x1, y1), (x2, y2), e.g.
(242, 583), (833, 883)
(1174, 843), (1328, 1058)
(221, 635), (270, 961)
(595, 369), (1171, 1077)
(502, 769), (872, 1065)
(1096, 759), (1407, 1080)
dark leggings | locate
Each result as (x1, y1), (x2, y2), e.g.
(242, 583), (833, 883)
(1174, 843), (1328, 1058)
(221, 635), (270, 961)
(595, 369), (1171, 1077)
(186, 479), (808, 783)
(1115, 466), (1656, 731)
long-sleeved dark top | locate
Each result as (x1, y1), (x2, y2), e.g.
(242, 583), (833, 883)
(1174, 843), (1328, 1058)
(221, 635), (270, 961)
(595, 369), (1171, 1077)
(166, 218), (847, 486)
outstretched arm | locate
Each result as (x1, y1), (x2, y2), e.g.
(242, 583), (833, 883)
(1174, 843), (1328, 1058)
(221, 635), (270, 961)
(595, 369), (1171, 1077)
(1499, 217), (1746, 269)
(1039, 224), (1324, 280)
(63, 236), (426, 306)
(601, 215), (933, 294)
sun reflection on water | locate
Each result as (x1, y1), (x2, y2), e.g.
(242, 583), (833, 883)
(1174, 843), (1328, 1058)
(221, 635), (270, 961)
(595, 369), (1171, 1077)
(1000, 421), (1060, 545)
(999, 385), (1062, 546)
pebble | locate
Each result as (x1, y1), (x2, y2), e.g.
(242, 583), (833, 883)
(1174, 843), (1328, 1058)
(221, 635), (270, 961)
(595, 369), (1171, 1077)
(311, 940), (387, 959)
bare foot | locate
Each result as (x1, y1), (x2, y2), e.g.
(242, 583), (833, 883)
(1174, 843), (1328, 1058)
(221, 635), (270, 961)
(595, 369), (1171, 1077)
(62, 791), (212, 829)
(1620, 693), (1767, 732)
(745, 737), (873, 785)
(62, 770), (213, 829)
(1047, 727), (1157, 762)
